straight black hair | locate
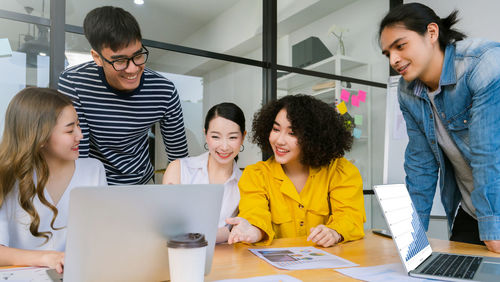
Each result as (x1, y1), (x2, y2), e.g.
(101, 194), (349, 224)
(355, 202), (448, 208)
(379, 3), (466, 51)
(204, 103), (246, 161)
(83, 6), (142, 53)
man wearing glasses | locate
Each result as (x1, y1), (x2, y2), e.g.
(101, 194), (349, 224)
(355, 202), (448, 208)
(58, 6), (188, 185)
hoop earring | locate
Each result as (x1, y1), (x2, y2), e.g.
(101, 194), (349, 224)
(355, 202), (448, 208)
(240, 144), (245, 152)
(204, 143), (208, 150)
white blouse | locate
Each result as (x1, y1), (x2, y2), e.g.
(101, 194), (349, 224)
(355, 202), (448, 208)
(0, 158), (107, 251)
(180, 152), (241, 228)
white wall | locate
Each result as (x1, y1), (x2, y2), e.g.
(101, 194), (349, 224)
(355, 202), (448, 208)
(202, 48), (263, 169)
(405, 0), (500, 42)
(284, 0), (388, 66)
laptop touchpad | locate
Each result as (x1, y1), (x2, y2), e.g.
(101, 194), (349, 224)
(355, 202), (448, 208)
(481, 262), (500, 275)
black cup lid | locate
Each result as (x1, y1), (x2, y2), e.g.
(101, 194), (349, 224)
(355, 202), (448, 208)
(167, 233), (208, 248)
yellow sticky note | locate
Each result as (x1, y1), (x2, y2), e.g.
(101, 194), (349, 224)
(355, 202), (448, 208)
(336, 101), (347, 115)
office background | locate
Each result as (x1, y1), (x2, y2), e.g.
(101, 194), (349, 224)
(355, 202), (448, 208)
(1, 0), (499, 240)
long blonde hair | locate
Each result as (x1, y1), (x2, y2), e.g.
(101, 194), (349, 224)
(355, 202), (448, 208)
(0, 87), (73, 242)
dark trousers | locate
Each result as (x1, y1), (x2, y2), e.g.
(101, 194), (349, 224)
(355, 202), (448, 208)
(449, 207), (485, 246)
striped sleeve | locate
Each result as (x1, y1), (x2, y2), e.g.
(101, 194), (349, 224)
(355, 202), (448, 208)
(159, 86), (189, 161)
(58, 67), (90, 158)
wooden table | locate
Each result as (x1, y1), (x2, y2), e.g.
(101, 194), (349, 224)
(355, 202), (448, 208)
(206, 230), (500, 281)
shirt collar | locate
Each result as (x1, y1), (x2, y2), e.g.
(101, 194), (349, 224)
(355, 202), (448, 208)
(440, 43), (457, 86)
(268, 157), (322, 180)
(405, 43), (457, 97)
(188, 152), (241, 183)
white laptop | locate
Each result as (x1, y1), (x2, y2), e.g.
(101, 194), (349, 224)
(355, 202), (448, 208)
(54, 184), (223, 282)
(374, 184), (500, 282)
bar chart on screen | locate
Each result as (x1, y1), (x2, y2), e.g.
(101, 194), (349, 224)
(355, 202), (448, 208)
(374, 184), (432, 272)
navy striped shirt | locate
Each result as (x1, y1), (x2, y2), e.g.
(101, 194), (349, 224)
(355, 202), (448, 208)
(58, 62), (188, 185)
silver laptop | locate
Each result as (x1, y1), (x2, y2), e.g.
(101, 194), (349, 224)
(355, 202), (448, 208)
(61, 184), (224, 282)
(374, 184), (500, 282)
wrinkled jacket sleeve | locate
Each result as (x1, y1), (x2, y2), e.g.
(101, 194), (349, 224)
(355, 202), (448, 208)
(467, 48), (500, 241)
(399, 89), (439, 230)
(326, 158), (365, 242)
(237, 165), (275, 245)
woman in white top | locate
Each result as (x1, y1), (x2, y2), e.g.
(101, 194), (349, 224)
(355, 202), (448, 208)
(163, 102), (246, 243)
(0, 88), (107, 273)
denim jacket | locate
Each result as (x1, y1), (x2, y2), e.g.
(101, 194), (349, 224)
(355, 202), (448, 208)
(398, 38), (500, 241)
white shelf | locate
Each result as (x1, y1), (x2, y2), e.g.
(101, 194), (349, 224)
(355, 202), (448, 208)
(277, 87), (365, 105)
(279, 88), (336, 103)
(277, 55), (367, 91)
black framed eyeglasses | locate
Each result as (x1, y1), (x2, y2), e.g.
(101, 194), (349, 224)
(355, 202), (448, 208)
(98, 45), (149, 71)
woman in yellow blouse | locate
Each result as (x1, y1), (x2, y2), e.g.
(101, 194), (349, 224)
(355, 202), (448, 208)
(226, 94), (365, 247)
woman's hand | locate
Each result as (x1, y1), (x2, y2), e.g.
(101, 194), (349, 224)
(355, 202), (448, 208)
(225, 217), (263, 244)
(307, 225), (343, 247)
(40, 251), (65, 273)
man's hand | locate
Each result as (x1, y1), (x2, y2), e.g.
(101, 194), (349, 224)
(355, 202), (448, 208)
(484, 240), (500, 253)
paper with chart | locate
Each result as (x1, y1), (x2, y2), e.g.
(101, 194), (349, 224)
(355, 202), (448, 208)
(0, 267), (53, 281)
(374, 184), (433, 273)
(336, 263), (434, 282)
(249, 246), (357, 270)
(215, 274), (302, 282)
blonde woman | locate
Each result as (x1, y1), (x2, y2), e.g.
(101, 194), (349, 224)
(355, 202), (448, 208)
(0, 88), (107, 272)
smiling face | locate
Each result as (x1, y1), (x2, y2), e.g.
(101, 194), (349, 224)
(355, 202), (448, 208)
(205, 116), (245, 165)
(380, 24), (437, 82)
(268, 109), (301, 167)
(91, 40), (145, 92)
(42, 105), (83, 163)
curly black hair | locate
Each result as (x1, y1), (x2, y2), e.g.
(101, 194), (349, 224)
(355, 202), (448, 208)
(252, 94), (353, 167)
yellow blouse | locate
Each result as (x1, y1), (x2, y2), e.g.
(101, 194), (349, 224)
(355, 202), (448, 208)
(238, 157), (365, 245)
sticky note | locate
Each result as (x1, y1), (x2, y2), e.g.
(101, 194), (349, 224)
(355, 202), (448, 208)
(357, 90), (367, 102)
(0, 38), (12, 57)
(336, 101), (347, 115)
(340, 89), (350, 102)
(353, 128), (362, 139)
(351, 95), (360, 107)
(354, 114), (363, 125)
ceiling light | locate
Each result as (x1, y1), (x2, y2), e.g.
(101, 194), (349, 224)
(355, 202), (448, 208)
(134, 0), (144, 5)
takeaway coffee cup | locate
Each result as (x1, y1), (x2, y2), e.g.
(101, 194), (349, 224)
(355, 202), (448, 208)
(167, 233), (208, 282)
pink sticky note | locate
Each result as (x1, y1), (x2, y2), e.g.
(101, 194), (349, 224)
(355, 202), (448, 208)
(357, 90), (367, 102)
(351, 94), (360, 107)
(340, 89), (350, 102)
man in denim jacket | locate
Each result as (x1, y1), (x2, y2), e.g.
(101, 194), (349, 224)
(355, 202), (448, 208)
(379, 3), (500, 253)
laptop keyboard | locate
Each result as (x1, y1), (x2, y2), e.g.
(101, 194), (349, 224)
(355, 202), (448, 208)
(421, 253), (482, 279)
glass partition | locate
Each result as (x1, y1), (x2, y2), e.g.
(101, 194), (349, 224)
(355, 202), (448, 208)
(65, 0), (262, 60)
(0, 18), (50, 139)
(1, 0), (50, 18)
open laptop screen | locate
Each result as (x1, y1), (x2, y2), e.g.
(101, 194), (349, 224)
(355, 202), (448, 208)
(374, 184), (433, 272)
